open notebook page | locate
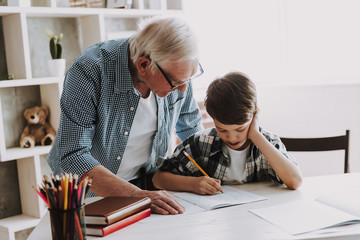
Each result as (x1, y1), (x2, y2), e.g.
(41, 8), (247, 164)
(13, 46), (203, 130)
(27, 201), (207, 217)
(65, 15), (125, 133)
(173, 185), (267, 210)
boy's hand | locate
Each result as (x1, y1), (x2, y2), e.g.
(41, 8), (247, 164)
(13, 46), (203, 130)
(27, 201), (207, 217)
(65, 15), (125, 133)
(247, 108), (260, 141)
(191, 176), (223, 195)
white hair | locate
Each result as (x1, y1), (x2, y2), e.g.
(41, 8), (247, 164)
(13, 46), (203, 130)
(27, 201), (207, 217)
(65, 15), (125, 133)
(128, 16), (198, 72)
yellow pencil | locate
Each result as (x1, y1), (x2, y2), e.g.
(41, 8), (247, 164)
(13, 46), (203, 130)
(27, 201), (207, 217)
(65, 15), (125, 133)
(182, 150), (223, 193)
(64, 173), (69, 210)
(182, 150), (209, 176)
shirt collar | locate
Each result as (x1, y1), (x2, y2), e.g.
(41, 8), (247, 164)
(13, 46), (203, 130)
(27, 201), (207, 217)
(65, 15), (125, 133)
(115, 38), (133, 94)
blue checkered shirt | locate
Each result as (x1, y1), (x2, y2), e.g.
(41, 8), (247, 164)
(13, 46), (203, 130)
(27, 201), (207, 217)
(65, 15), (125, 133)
(47, 38), (203, 183)
(157, 127), (297, 184)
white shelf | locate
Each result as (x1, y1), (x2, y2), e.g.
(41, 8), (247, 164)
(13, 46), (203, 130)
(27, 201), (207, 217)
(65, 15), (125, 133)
(0, 77), (61, 88)
(0, 7), (19, 16)
(0, 6), (183, 18)
(0, 146), (52, 162)
(0, 214), (42, 232)
(0, 214), (42, 240)
(0, 2), (183, 239)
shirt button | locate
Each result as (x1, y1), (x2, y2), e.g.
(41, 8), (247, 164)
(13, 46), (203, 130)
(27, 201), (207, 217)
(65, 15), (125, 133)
(116, 156), (121, 160)
(124, 131), (129, 136)
(130, 107), (135, 111)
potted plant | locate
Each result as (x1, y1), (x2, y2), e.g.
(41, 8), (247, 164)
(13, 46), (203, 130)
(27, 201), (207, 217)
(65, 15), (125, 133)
(45, 29), (66, 77)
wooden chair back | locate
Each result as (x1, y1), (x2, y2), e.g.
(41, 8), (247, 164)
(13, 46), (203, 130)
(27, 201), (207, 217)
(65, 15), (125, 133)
(280, 130), (350, 173)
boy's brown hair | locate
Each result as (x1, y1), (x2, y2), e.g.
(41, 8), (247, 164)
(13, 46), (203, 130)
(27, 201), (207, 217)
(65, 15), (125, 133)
(205, 71), (257, 125)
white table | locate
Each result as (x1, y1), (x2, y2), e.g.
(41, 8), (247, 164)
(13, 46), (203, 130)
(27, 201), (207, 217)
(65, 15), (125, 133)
(28, 173), (360, 240)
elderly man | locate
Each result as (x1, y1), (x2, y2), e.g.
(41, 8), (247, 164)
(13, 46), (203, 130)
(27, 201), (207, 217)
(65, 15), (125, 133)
(47, 16), (204, 215)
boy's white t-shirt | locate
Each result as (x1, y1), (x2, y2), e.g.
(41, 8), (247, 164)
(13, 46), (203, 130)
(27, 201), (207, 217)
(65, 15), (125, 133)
(222, 143), (251, 184)
(116, 91), (157, 181)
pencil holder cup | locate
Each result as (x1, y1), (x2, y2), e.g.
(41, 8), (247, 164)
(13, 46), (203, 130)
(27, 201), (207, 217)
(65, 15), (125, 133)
(49, 205), (87, 240)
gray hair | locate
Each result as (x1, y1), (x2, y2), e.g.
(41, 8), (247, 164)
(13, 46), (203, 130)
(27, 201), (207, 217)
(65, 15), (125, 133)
(128, 16), (198, 72)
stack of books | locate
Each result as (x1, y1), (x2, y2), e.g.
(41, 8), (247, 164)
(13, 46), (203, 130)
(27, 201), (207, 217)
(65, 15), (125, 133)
(84, 196), (151, 237)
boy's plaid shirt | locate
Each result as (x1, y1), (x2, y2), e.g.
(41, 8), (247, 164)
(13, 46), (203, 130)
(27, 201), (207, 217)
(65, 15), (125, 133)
(157, 127), (298, 184)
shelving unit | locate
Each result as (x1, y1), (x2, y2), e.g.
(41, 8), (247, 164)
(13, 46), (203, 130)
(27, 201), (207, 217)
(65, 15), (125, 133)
(0, 1), (182, 239)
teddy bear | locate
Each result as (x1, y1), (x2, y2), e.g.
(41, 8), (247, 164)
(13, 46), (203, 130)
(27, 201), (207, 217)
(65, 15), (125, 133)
(20, 105), (56, 148)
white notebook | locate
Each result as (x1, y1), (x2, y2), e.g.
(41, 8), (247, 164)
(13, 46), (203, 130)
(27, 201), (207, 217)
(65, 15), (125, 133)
(173, 185), (267, 210)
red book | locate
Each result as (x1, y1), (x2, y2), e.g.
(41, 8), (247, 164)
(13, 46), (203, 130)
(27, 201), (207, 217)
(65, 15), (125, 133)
(86, 208), (151, 237)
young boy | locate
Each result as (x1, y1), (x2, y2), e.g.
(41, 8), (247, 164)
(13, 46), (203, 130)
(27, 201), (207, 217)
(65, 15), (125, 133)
(152, 72), (302, 195)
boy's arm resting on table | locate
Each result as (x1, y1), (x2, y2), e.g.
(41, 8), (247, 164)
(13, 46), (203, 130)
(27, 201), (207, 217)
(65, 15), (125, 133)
(86, 165), (184, 215)
(248, 113), (303, 190)
(251, 133), (303, 190)
(153, 171), (222, 195)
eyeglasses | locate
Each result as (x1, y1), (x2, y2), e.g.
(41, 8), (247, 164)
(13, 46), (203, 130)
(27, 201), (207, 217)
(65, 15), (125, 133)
(155, 62), (204, 90)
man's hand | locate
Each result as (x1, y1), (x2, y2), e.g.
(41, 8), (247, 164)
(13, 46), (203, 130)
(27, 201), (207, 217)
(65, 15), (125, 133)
(87, 166), (184, 215)
(131, 190), (185, 215)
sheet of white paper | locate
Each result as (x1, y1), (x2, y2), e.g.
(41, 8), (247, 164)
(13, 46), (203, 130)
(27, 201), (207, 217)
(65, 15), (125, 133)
(173, 185), (267, 210)
(294, 223), (360, 240)
(316, 190), (360, 217)
(250, 200), (360, 235)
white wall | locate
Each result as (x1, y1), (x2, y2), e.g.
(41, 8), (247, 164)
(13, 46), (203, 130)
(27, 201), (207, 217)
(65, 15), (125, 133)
(183, 0), (284, 90)
(183, 0), (360, 175)
(184, 0), (360, 89)
(258, 82), (360, 176)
